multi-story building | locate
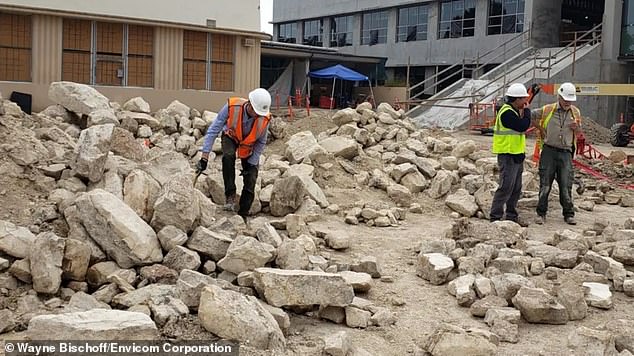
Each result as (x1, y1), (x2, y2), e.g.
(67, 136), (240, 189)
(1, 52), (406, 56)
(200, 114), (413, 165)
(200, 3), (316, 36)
(272, 0), (634, 125)
(0, 0), (268, 111)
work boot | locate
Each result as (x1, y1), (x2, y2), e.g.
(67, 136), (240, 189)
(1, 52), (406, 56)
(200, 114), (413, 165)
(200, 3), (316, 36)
(564, 216), (577, 225)
(535, 215), (546, 225)
(508, 217), (529, 227)
(576, 180), (586, 195)
(223, 194), (236, 211)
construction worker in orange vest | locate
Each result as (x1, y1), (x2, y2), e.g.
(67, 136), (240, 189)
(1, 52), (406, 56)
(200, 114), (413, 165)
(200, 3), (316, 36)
(531, 82), (583, 225)
(197, 88), (272, 222)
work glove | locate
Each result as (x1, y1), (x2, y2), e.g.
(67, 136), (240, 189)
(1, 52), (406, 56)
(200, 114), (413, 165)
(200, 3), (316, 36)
(196, 158), (208, 173)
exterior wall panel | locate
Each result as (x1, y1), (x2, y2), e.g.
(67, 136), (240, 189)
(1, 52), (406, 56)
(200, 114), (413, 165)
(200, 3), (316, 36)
(154, 27), (183, 90)
(1, 0), (260, 32)
(29, 15), (62, 83)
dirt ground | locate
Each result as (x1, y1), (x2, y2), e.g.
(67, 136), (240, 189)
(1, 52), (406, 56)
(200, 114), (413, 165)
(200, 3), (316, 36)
(2, 109), (634, 355)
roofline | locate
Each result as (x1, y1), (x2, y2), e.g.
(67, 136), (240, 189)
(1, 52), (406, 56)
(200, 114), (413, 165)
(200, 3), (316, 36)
(261, 40), (385, 63)
(0, 4), (272, 40)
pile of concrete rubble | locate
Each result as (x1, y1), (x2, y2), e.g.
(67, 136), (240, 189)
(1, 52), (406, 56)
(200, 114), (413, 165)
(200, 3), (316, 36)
(0, 81), (633, 355)
(418, 216), (634, 354)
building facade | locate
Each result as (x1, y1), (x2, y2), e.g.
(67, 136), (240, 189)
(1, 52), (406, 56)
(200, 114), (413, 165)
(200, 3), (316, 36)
(272, 0), (620, 83)
(0, 0), (268, 112)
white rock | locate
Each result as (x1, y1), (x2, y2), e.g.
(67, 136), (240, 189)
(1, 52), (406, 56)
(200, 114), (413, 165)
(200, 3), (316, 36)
(417, 253), (454, 285)
(123, 97), (151, 113)
(0, 220), (37, 259)
(583, 282), (613, 309)
(48, 81), (110, 115)
(445, 189), (479, 217)
(27, 309), (157, 340)
(70, 124), (114, 183)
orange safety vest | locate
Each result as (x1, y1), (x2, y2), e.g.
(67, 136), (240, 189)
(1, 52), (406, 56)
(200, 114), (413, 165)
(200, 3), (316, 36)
(224, 97), (271, 159)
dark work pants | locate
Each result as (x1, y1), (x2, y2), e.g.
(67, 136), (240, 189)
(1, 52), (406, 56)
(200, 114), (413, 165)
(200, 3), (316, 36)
(221, 134), (258, 217)
(537, 145), (574, 218)
(490, 154), (524, 221)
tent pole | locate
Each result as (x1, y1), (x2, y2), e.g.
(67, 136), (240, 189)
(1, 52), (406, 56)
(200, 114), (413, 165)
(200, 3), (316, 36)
(330, 77), (336, 110)
(368, 79), (375, 109)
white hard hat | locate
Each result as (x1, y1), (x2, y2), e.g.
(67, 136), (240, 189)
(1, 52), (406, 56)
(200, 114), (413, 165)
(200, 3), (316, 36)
(248, 88), (272, 116)
(558, 82), (577, 101)
(505, 83), (529, 98)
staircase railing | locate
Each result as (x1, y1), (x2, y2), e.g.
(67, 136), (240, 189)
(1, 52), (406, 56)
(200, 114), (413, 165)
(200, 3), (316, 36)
(407, 26), (531, 103)
(539, 23), (602, 77)
(471, 23), (603, 103)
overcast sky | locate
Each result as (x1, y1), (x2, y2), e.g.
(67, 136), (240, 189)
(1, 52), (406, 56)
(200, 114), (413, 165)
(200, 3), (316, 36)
(260, 0), (273, 34)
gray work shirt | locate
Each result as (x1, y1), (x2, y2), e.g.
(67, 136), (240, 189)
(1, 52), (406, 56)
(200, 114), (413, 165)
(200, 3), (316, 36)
(531, 104), (580, 150)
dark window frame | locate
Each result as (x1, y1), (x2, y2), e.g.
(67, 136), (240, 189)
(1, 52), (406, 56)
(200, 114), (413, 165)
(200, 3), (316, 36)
(487, 0), (525, 35)
(303, 19), (323, 46)
(397, 4), (429, 42)
(330, 15), (353, 47)
(361, 10), (388, 45)
(0, 12), (32, 82)
(439, 0), (476, 39)
(182, 30), (235, 91)
(62, 18), (154, 87)
(278, 22), (297, 43)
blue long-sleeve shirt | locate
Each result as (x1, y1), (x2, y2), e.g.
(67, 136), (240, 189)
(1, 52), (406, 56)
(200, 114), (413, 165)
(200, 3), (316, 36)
(202, 103), (268, 166)
(500, 107), (531, 133)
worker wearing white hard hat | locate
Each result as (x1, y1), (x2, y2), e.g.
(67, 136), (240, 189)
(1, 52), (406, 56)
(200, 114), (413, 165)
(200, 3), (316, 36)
(198, 88), (272, 223)
(490, 83), (532, 226)
(531, 82), (583, 225)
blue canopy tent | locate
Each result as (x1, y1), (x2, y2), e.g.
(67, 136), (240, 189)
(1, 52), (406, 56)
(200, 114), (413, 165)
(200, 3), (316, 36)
(308, 64), (374, 109)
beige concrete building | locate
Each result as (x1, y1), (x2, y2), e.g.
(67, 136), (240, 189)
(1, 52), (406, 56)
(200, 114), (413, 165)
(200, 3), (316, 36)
(0, 0), (270, 112)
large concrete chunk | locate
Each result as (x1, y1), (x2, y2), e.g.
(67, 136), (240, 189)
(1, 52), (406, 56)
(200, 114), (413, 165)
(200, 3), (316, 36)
(583, 282), (613, 309)
(290, 174), (329, 208)
(319, 136), (359, 160)
(199, 285), (285, 351)
(70, 124), (114, 183)
(285, 131), (322, 164)
(74, 190), (163, 268)
(176, 269), (219, 309)
(491, 273), (535, 303)
(568, 326), (618, 356)
(423, 323), (497, 356)
(27, 309), (157, 340)
(48, 81), (110, 115)
(0, 220), (37, 259)
(253, 268), (354, 307)
(269, 175), (306, 217)
(526, 244), (578, 268)
(112, 284), (177, 308)
(30, 232), (65, 294)
(186, 226), (233, 261)
(429, 170), (453, 199)
(417, 253), (454, 285)
(151, 174), (200, 233)
(445, 189), (479, 217)
(217, 236), (274, 275)
(123, 169), (161, 222)
(512, 287), (568, 324)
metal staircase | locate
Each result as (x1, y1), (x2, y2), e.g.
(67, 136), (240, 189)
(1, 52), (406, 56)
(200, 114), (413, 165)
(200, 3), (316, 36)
(406, 23), (603, 130)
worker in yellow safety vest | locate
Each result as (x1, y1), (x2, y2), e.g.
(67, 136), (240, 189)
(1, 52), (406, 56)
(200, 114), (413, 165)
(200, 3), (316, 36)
(531, 82), (583, 225)
(490, 83), (532, 226)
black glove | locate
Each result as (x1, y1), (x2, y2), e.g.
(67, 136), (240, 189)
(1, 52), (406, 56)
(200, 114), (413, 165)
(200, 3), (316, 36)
(196, 158), (208, 173)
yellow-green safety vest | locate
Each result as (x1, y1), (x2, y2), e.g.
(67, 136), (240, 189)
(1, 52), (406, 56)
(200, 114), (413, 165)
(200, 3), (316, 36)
(492, 103), (526, 154)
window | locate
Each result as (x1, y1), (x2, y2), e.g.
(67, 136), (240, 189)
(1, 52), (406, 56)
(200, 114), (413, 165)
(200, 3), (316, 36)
(303, 19), (323, 46)
(278, 22), (297, 43)
(0, 12), (32, 82)
(362, 10), (388, 45)
(621, 0), (634, 56)
(182, 30), (235, 91)
(127, 25), (154, 87)
(488, 0), (525, 35)
(439, 0), (476, 39)
(331, 15), (353, 47)
(62, 19), (154, 87)
(397, 5), (429, 42)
